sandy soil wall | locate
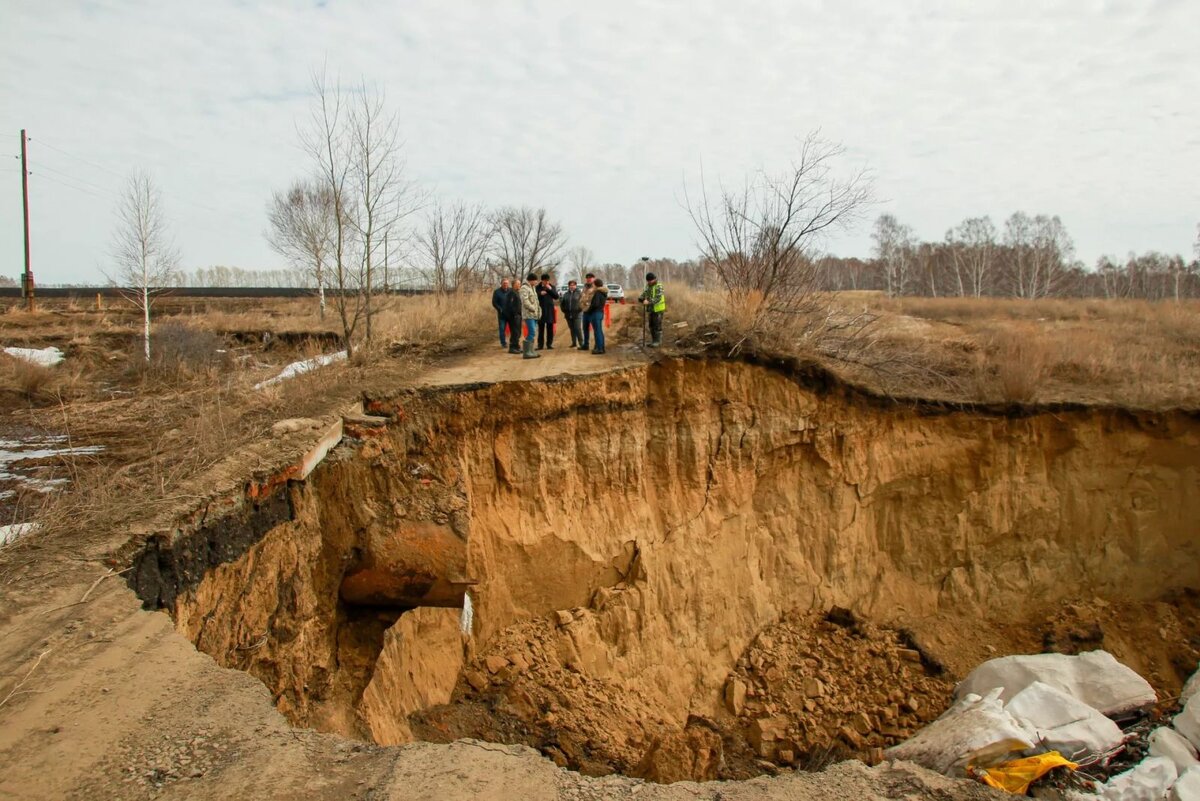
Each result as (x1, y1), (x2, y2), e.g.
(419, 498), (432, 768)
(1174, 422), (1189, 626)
(171, 357), (1200, 742)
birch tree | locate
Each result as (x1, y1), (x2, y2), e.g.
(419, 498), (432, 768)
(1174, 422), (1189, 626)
(346, 82), (419, 341)
(266, 180), (335, 318)
(872, 214), (916, 297)
(109, 170), (180, 362)
(945, 216), (996, 297)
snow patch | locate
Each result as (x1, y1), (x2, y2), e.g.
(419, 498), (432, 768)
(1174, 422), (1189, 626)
(253, 351), (347, 390)
(0, 522), (38, 547)
(4, 346), (64, 367)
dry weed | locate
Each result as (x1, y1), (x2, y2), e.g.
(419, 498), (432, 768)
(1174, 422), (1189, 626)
(985, 327), (1048, 404)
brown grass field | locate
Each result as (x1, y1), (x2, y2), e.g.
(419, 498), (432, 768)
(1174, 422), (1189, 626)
(673, 289), (1200, 408)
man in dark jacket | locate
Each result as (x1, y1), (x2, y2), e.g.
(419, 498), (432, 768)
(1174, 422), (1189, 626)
(559, 280), (583, 348)
(491, 279), (511, 349)
(536, 273), (560, 350)
(502, 279), (523, 354)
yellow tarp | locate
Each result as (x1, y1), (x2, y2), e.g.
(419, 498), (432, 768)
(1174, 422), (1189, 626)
(979, 751), (1079, 794)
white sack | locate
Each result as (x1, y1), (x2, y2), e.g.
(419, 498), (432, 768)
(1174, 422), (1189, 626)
(1171, 765), (1200, 801)
(1005, 681), (1124, 758)
(885, 688), (1035, 776)
(1182, 666), (1200, 707)
(1176, 695), (1200, 752)
(1098, 756), (1177, 801)
(956, 651), (1156, 718)
(1150, 727), (1200, 775)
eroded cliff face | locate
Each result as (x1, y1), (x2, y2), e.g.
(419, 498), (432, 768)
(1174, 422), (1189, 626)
(166, 357), (1200, 775)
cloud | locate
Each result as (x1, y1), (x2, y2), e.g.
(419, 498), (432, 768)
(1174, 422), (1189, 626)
(0, 0), (1197, 284)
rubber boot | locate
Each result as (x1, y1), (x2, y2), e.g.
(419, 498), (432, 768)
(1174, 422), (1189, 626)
(649, 335), (662, 348)
(523, 339), (541, 359)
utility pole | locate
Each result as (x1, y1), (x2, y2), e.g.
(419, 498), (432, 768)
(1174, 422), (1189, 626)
(19, 130), (34, 312)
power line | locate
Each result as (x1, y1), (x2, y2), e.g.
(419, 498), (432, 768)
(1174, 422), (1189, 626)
(29, 136), (126, 180)
(30, 170), (113, 200)
(33, 162), (118, 195)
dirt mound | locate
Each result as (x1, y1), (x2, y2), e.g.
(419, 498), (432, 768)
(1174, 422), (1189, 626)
(412, 608), (954, 782)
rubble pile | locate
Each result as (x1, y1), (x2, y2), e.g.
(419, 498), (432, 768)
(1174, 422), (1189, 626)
(412, 607), (956, 782)
(886, 651), (1200, 799)
(718, 609), (954, 770)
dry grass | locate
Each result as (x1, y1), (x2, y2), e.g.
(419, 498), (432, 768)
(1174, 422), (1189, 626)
(0, 291), (499, 567)
(673, 288), (1200, 408)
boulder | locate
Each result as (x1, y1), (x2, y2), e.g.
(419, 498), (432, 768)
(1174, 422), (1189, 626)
(748, 716), (789, 758)
(724, 678), (747, 716)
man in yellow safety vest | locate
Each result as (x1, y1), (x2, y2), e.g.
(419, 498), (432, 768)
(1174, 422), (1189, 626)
(638, 272), (666, 348)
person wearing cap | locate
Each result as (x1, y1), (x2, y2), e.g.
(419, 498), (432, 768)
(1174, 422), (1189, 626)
(578, 273), (597, 350)
(638, 272), (667, 347)
(519, 273), (541, 359)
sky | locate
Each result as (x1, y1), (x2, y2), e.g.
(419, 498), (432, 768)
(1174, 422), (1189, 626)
(1, 0), (1197, 285)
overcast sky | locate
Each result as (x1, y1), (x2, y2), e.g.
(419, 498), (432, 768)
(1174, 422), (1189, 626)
(2, 0), (1197, 285)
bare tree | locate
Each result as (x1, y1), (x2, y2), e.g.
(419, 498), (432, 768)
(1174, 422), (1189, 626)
(300, 68), (362, 356)
(945, 216), (996, 297)
(687, 131), (872, 329)
(296, 69), (418, 356)
(417, 201), (494, 294)
(266, 179), (335, 318)
(490, 207), (567, 278)
(566, 246), (594, 280)
(346, 81), (419, 341)
(1003, 212), (1074, 299)
(108, 170), (180, 362)
(872, 214), (916, 297)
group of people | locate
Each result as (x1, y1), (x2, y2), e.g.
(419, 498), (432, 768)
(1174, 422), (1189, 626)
(490, 271), (666, 359)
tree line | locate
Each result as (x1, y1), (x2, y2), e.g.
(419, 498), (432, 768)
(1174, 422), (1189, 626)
(822, 213), (1200, 300)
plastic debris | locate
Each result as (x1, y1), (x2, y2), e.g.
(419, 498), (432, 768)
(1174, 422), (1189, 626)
(979, 751), (1078, 794)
